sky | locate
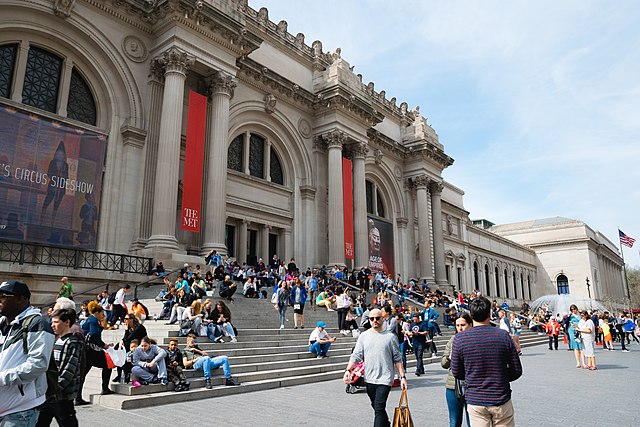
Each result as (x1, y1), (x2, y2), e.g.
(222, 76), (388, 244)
(257, 0), (640, 268)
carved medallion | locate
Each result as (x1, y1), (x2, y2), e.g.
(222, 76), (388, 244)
(122, 36), (148, 63)
(394, 166), (402, 181)
(298, 118), (311, 138)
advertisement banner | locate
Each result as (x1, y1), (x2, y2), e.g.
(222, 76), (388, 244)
(342, 157), (354, 259)
(180, 91), (207, 232)
(0, 103), (107, 248)
(367, 216), (395, 278)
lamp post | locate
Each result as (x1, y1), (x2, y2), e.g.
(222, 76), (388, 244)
(586, 277), (591, 299)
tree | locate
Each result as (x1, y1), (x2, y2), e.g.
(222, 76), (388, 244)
(626, 266), (640, 309)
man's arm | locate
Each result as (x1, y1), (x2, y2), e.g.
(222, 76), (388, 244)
(506, 337), (523, 382)
(0, 318), (55, 386)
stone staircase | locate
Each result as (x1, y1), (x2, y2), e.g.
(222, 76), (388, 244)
(83, 288), (547, 409)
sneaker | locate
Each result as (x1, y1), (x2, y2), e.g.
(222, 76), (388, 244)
(214, 336), (224, 343)
(174, 384), (183, 392)
(623, 349), (630, 352)
(182, 381), (190, 391)
(225, 377), (240, 386)
(160, 379), (169, 386)
(139, 380), (149, 386)
(132, 381), (141, 388)
(231, 337), (237, 343)
(301, 326), (304, 329)
(415, 372), (421, 376)
(205, 378), (213, 389)
(294, 326), (298, 329)
(316, 355), (323, 359)
(280, 325), (285, 329)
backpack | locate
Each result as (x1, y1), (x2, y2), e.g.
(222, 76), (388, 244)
(107, 291), (118, 305)
(21, 315), (61, 397)
(139, 302), (150, 316)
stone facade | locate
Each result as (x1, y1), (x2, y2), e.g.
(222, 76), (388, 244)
(1, 0), (541, 304)
(490, 217), (627, 304)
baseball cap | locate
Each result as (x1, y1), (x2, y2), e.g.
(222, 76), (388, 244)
(316, 321), (326, 329)
(0, 280), (31, 299)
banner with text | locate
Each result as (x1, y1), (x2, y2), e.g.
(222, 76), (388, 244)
(342, 157), (354, 260)
(180, 91), (207, 232)
(0, 103), (107, 248)
(367, 216), (395, 278)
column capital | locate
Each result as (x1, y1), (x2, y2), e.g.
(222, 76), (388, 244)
(322, 129), (346, 149)
(154, 47), (194, 76)
(300, 185), (317, 200)
(349, 141), (369, 159)
(396, 217), (408, 229)
(208, 70), (237, 98)
(429, 180), (444, 195)
(412, 174), (431, 190)
(149, 59), (165, 84)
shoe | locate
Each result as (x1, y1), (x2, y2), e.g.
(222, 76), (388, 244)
(301, 326), (304, 329)
(589, 366), (598, 371)
(280, 325), (285, 329)
(182, 381), (190, 391)
(322, 354), (329, 359)
(517, 352), (522, 356)
(112, 376), (120, 382)
(415, 372), (421, 376)
(231, 337), (237, 343)
(317, 355), (323, 359)
(294, 326), (298, 329)
(225, 377), (240, 386)
(160, 379), (169, 386)
(622, 349), (630, 352)
(132, 381), (141, 388)
(100, 389), (115, 395)
(214, 336), (224, 343)
(74, 399), (90, 406)
(205, 378), (213, 389)
(139, 380), (149, 386)
(174, 384), (183, 392)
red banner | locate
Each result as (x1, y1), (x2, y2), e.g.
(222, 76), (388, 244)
(180, 91), (207, 232)
(342, 157), (354, 259)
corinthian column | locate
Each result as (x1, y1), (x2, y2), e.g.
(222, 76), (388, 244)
(351, 142), (369, 268)
(325, 130), (346, 267)
(414, 176), (433, 281)
(146, 48), (193, 250)
(430, 181), (450, 290)
(202, 71), (237, 255)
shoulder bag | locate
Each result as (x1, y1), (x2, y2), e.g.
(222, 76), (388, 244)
(392, 388), (414, 427)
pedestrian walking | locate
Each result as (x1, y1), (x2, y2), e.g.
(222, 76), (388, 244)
(343, 308), (407, 427)
(451, 296), (522, 427)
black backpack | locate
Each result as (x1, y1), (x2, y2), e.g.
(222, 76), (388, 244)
(107, 291), (118, 305)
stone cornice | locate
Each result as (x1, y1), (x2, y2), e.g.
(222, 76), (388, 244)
(120, 124), (147, 148)
(314, 86), (384, 127)
(236, 57), (316, 109)
(406, 142), (454, 169)
(367, 128), (406, 158)
(299, 185), (317, 201)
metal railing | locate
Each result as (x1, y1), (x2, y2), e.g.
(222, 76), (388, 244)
(0, 238), (153, 274)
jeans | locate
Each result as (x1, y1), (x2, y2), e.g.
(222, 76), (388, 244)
(445, 388), (470, 427)
(0, 408), (40, 427)
(206, 323), (222, 340)
(337, 308), (348, 330)
(278, 304), (287, 327)
(365, 382), (392, 427)
(413, 339), (425, 374)
(131, 358), (167, 382)
(193, 355), (231, 379)
(309, 341), (331, 356)
(35, 400), (78, 427)
(427, 327), (438, 355)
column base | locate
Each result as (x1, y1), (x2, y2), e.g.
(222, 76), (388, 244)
(145, 234), (180, 251)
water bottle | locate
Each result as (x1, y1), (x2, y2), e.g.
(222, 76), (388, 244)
(120, 371), (126, 384)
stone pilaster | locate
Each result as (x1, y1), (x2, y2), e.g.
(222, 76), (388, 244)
(414, 175), (433, 281)
(146, 47), (193, 250)
(429, 180), (450, 290)
(351, 142), (369, 268)
(324, 130), (346, 267)
(201, 70), (237, 255)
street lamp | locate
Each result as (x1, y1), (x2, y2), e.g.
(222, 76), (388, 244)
(586, 277), (591, 300)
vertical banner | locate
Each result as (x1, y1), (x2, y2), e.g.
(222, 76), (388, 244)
(0, 103), (107, 249)
(180, 91), (207, 232)
(342, 157), (354, 259)
(368, 216), (395, 278)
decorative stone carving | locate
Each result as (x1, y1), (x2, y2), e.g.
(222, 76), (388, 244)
(373, 148), (383, 165)
(394, 166), (402, 181)
(264, 93), (277, 114)
(53, 0), (75, 18)
(412, 175), (430, 189)
(351, 142), (369, 159)
(429, 180), (444, 195)
(297, 118), (311, 138)
(323, 129), (346, 148)
(312, 40), (323, 57)
(149, 60), (165, 83)
(257, 7), (268, 25)
(122, 35), (148, 63)
(294, 33), (305, 49)
(276, 20), (288, 37)
(208, 70), (237, 98)
(156, 47), (194, 75)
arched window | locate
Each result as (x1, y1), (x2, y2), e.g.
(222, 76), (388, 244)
(365, 179), (386, 218)
(528, 275), (532, 299)
(513, 271), (517, 298)
(520, 273), (525, 300)
(557, 274), (569, 294)
(227, 132), (285, 185)
(484, 264), (490, 296)
(473, 261), (479, 290)
(495, 266), (501, 298)
(0, 43), (98, 126)
(504, 269), (509, 298)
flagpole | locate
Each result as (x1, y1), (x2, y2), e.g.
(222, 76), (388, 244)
(618, 228), (631, 302)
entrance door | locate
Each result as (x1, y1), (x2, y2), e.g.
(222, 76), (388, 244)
(247, 229), (258, 266)
(225, 225), (236, 257)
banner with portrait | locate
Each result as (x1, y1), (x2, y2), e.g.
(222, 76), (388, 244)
(367, 216), (395, 278)
(0, 103), (107, 249)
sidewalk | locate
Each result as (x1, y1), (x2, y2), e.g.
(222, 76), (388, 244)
(74, 343), (639, 427)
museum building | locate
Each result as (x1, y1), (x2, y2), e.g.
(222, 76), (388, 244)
(0, 0), (625, 305)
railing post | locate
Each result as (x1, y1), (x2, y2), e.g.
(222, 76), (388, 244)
(19, 242), (25, 265)
(120, 256), (124, 274)
(73, 249), (80, 269)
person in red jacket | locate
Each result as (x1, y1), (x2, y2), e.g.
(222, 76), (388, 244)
(546, 317), (561, 350)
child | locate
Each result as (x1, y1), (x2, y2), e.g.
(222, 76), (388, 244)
(601, 316), (614, 351)
(124, 339), (139, 384)
(165, 338), (190, 392)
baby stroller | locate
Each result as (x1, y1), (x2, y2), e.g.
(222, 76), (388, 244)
(345, 360), (366, 394)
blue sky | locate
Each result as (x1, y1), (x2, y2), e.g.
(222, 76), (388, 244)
(258, 0), (640, 268)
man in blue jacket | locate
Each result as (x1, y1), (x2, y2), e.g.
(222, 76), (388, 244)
(0, 280), (55, 426)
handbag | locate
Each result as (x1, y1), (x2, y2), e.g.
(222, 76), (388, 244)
(392, 389), (414, 427)
(454, 378), (466, 401)
(574, 330), (583, 344)
(105, 347), (127, 367)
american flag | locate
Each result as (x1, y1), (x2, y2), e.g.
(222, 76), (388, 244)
(619, 229), (636, 248)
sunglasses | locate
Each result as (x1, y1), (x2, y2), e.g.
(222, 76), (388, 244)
(369, 316), (381, 321)
(455, 323), (467, 327)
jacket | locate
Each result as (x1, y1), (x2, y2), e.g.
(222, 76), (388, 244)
(289, 286), (307, 306)
(0, 307), (55, 417)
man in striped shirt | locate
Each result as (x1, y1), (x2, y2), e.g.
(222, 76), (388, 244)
(451, 296), (522, 427)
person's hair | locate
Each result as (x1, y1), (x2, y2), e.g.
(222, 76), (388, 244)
(191, 300), (202, 315)
(215, 300), (232, 321)
(454, 313), (473, 334)
(169, 338), (178, 344)
(123, 284), (131, 290)
(87, 300), (103, 315)
(51, 308), (76, 326)
(335, 285), (344, 295)
(381, 304), (392, 315)
(125, 313), (140, 329)
(186, 333), (197, 339)
(469, 296), (491, 322)
(569, 304), (579, 312)
(141, 336), (157, 345)
(580, 310), (590, 318)
(55, 297), (76, 311)
(130, 339), (140, 346)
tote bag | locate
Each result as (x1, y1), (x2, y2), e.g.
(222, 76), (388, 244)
(392, 389), (414, 427)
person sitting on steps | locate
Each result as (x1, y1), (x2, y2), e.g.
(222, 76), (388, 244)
(182, 333), (240, 388)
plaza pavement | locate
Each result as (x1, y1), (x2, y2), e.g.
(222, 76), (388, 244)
(72, 342), (639, 427)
